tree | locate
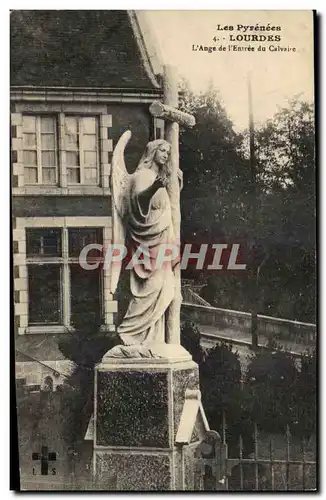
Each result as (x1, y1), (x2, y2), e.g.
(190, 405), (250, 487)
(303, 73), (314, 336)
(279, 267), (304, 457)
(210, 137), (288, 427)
(179, 85), (315, 323)
(180, 321), (204, 364)
(179, 80), (251, 248)
(252, 98), (316, 322)
(178, 81), (255, 317)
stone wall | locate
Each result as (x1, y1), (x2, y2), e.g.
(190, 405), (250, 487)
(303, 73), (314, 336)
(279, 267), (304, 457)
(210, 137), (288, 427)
(182, 303), (316, 345)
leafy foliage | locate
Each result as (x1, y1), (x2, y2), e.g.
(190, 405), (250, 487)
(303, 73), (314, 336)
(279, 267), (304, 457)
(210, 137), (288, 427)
(252, 99), (316, 321)
(200, 341), (242, 428)
(179, 82), (315, 322)
(182, 318), (316, 444)
(238, 346), (316, 438)
(243, 349), (299, 433)
(292, 348), (317, 437)
(180, 321), (204, 364)
(57, 313), (118, 449)
(179, 81), (251, 247)
(60, 366), (95, 449)
(58, 313), (117, 368)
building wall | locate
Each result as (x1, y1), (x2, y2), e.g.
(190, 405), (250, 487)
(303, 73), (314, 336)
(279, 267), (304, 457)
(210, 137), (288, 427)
(13, 216), (115, 336)
(12, 96), (156, 363)
(11, 9), (164, 401)
(12, 197), (111, 218)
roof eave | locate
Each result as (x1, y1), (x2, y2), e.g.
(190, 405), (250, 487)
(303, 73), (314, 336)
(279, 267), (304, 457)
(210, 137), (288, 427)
(128, 10), (163, 90)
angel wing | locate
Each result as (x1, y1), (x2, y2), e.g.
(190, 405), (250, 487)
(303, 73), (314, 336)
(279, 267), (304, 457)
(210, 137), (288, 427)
(110, 130), (132, 294)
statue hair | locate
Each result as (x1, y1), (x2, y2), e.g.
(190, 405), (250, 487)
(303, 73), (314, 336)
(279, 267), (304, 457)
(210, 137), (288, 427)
(136, 140), (171, 182)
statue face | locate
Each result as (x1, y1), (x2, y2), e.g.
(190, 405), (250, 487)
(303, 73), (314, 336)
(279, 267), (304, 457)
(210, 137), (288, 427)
(154, 144), (170, 167)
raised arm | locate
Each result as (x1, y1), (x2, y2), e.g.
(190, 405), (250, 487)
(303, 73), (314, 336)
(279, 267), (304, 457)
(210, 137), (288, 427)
(137, 178), (164, 216)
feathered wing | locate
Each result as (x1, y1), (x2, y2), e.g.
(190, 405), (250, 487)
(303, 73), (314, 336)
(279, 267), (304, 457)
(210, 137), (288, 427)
(110, 130), (132, 294)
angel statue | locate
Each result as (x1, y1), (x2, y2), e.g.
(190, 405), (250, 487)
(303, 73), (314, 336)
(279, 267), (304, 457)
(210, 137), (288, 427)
(105, 131), (184, 359)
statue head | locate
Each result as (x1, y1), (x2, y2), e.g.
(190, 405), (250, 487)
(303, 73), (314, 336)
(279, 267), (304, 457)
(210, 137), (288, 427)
(154, 142), (170, 167)
(136, 139), (171, 172)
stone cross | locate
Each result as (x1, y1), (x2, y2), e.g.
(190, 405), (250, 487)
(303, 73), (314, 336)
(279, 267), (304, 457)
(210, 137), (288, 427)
(149, 65), (195, 345)
(32, 445), (56, 475)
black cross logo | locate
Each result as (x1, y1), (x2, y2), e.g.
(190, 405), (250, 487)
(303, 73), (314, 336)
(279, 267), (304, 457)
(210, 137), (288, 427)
(32, 446), (56, 475)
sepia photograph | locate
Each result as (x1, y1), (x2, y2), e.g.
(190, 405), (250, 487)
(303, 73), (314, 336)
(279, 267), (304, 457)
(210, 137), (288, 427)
(10, 9), (316, 491)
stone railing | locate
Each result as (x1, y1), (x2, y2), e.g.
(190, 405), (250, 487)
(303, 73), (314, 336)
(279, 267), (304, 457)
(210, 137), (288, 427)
(181, 302), (316, 346)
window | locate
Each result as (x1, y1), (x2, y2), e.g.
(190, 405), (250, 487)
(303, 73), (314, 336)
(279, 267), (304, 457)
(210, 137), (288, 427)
(23, 115), (58, 185)
(26, 228), (62, 257)
(42, 376), (54, 392)
(65, 116), (99, 185)
(28, 265), (61, 324)
(26, 227), (103, 327)
(68, 228), (103, 257)
(70, 265), (102, 327)
(21, 114), (101, 187)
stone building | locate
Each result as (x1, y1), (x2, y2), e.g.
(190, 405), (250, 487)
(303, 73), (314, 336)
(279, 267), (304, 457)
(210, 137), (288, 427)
(11, 10), (165, 390)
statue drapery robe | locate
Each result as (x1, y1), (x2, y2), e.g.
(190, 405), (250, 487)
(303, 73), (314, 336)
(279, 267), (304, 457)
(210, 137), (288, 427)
(118, 168), (177, 345)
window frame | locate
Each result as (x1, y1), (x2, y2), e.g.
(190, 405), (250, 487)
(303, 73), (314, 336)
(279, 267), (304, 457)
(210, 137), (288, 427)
(22, 112), (102, 188)
(23, 114), (59, 186)
(65, 115), (100, 186)
(26, 227), (62, 258)
(25, 226), (104, 328)
(27, 263), (63, 326)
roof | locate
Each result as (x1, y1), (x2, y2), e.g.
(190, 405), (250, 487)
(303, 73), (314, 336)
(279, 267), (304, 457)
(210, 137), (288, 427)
(10, 10), (163, 90)
(15, 334), (68, 362)
(175, 389), (210, 445)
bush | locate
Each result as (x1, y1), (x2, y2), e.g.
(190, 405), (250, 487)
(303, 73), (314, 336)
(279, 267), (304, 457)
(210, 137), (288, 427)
(243, 348), (299, 433)
(200, 341), (242, 430)
(60, 366), (94, 449)
(182, 319), (316, 462)
(292, 348), (316, 438)
(58, 313), (118, 450)
(181, 321), (204, 364)
(58, 313), (118, 368)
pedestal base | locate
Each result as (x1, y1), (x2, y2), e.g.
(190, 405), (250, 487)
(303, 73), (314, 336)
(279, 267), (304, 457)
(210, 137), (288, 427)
(92, 355), (209, 490)
(101, 343), (192, 363)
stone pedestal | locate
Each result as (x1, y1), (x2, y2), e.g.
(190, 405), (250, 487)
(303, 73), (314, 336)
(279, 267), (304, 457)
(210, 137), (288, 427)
(91, 346), (210, 491)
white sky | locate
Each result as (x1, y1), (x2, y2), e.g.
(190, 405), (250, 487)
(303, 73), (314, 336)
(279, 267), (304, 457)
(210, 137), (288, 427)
(145, 10), (314, 130)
